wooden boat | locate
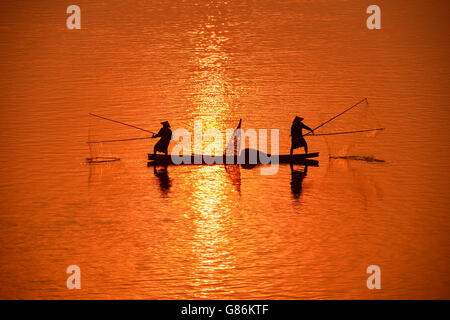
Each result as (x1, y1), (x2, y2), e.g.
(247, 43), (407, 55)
(147, 150), (319, 167)
(88, 98), (380, 169)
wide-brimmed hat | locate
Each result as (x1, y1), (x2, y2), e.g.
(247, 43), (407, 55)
(294, 116), (304, 123)
(161, 121), (170, 127)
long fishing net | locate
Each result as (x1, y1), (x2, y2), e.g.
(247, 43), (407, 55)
(224, 119), (242, 193)
(86, 142), (120, 164)
(86, 114), (151, 164)
(225, 119), (242, 157)
(313, 99), (385, 161)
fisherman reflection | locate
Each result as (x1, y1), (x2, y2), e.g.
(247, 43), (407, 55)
(153, 164), (171, 196)
(290, 162), (308, 200)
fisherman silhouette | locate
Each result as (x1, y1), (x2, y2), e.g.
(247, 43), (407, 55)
(290, 162), (308, 200)
(152, 121), (172, 156)
(290, 116), (314, 156)
(153, 164), (171, 196)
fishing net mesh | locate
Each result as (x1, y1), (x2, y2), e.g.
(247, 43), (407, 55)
(87, 116), (147, 164)
(224, 120), (242, 191)
(316, 99), (384, 159)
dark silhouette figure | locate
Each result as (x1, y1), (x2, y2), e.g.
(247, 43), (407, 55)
(290, 116), (314, 156)
(153, 164), (171, 196)
(290, 162), (308, 200)
(152, 121), (172, 155)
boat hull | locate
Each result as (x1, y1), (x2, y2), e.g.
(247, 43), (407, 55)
(147, 152), (319, 166)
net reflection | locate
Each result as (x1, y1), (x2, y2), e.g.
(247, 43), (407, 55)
(224, 164), (241, 195)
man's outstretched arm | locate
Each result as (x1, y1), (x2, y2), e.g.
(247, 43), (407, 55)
(302, 123), (314, 134)
(152, 129), (162, 138)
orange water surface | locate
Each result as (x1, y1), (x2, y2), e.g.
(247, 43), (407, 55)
(0, 0), (449, 299)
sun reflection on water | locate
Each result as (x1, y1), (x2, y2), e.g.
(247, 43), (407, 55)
(185, 12), (241, 154)
(183, 165), (239, 298)
(180, 8), (245, 297)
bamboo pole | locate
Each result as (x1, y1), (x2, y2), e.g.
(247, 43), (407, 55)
(89, 113), (155, 135)
(309, 127), (385, 137)
(304, 98), (368, 136)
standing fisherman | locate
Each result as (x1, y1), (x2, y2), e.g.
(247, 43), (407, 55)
(152, 121), (172, 156)
(290, 116), (314, 156)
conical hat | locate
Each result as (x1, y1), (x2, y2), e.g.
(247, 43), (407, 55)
(294, 116), (304, 123)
